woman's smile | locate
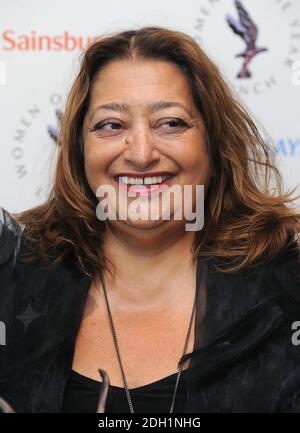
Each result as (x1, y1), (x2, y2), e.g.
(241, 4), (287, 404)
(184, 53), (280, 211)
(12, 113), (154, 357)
(112, 172), (177, 196)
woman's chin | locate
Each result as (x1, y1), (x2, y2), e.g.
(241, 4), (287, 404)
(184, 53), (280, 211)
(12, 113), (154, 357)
(112, 210), (189, 234)
(120, 215), (169, 230)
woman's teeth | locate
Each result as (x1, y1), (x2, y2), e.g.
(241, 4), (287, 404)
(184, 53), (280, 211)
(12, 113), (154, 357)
(118, 175), (172, 186)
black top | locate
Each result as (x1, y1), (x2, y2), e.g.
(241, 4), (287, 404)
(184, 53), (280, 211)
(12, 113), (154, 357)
(62, 368), (187, 413)
(1, 206), (300, 413)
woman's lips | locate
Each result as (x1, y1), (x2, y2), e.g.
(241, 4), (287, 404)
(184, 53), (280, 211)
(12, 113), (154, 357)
(113, 175), (176, 195)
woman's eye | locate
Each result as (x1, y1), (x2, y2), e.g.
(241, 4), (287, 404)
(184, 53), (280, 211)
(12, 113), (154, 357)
(91, 119), (189, 135)
(160, 119), (188, 131)
(93, 122), (122, 132)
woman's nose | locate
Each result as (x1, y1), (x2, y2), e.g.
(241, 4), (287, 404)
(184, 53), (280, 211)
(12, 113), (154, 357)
(124, 126), (160, 169)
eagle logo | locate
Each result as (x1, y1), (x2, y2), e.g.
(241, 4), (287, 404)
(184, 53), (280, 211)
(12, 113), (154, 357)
(226, 0), (268, 78)
(47, 109), (63, 145)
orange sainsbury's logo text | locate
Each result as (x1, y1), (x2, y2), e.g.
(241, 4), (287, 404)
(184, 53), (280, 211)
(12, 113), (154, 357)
(0, 30), (98, 51)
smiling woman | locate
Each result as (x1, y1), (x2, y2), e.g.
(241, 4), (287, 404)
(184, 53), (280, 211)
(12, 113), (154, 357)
(0, 26), (300, 414)
(82, 58), (209, 234)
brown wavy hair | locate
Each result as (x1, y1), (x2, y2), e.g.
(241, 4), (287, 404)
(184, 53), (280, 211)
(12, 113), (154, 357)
(14, 26), (300, 278)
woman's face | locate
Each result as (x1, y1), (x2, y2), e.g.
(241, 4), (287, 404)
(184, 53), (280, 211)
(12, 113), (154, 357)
(83, 59), (211, 232)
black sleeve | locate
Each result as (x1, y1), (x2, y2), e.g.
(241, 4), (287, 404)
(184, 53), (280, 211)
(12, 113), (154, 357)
(0, 208), (24, 412)
(271, 238), (300, 412)
(0, 207), (24, 270)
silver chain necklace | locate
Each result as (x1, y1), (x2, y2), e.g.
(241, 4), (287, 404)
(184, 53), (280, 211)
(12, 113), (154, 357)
(99, 273), (197, 413)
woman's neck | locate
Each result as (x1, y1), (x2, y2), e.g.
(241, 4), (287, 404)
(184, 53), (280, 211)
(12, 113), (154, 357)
(98, 223), (197, 310)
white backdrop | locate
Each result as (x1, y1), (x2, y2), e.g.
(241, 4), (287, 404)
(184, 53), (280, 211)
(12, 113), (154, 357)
(0, 0), (299, 213)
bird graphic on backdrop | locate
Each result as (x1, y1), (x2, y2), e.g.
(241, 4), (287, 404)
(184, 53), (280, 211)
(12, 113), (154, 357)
(226, 0), (268, 78)
(47, 109), (63, 145)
